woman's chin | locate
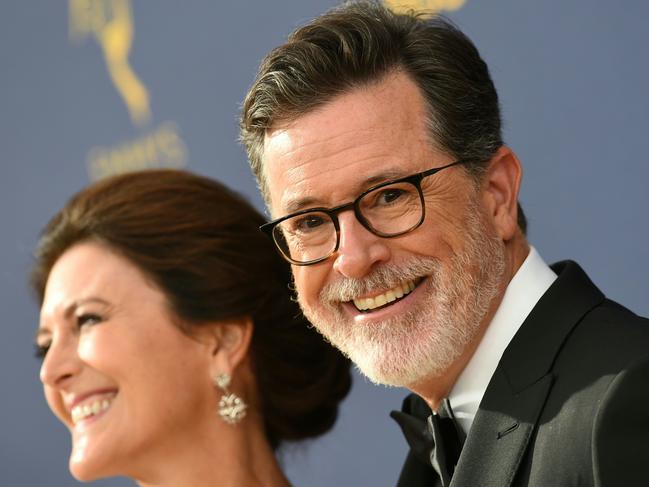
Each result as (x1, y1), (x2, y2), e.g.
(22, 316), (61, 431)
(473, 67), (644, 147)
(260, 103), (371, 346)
(69, 448), (112, 482)
(69, 462), (102, 483)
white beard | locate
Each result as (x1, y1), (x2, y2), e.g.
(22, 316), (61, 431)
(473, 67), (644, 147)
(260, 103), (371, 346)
(297, 200), (506, 387)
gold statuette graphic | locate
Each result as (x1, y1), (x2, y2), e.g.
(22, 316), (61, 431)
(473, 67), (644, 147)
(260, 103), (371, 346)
(70, 0), (151, 126)
(384, 0), (466, 14)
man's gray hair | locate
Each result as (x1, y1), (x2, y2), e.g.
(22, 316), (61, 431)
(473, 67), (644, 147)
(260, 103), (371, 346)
(240, 0), (526, 233)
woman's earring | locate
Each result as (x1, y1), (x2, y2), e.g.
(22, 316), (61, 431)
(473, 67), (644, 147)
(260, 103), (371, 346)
(214, 373), (247, 425)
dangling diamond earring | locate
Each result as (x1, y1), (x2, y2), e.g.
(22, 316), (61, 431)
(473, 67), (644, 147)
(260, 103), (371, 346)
(214, 373), (247, 425)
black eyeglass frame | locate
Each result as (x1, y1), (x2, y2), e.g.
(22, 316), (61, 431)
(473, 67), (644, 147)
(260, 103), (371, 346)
(260, 159), (467, 266)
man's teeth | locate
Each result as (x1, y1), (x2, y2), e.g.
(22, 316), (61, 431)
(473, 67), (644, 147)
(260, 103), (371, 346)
(353, 279), (417, 311)
(71, 398), (112, 424)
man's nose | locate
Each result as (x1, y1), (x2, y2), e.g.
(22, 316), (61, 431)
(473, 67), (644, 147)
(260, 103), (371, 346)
(40, 334), (82, 389)
(332, 211), (391, 278)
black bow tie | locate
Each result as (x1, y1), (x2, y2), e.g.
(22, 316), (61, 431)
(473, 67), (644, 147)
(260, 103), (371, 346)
(391, 397), (466, 487)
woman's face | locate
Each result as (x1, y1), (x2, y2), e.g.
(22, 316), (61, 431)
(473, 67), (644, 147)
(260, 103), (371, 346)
(37, 241), (217, 481)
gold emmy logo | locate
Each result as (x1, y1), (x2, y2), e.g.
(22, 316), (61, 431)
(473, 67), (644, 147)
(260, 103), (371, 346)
(69, 0), (151, 126)
(69, 0), (189, 180)
(384, 0), (466, 14)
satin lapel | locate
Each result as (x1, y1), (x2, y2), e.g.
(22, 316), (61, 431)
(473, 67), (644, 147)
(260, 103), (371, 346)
(451, 261), (605, 487)
(450, 370), (553, 487)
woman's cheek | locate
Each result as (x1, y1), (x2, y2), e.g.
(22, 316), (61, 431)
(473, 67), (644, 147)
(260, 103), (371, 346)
(44, 386), (69, 426)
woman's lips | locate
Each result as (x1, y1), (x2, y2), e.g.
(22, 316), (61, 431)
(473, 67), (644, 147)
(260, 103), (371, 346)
(69, 389), (118, 425)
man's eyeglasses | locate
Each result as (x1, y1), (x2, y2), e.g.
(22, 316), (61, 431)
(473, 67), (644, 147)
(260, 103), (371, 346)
(260, 160), (467, 266)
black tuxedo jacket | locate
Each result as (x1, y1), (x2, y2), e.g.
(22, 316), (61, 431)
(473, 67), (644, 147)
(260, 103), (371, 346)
(394, 261), (649, 487)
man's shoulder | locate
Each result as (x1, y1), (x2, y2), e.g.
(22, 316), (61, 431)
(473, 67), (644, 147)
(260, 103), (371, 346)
(523, 289), (649, 485)
(583, 296), (649, 335)
(538, 261), (649, 408)
(550, 259), (649, 361)
(557, 295), (649, 368)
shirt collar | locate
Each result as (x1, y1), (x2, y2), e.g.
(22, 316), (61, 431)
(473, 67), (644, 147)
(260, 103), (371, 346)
(448, 246), (557, 434)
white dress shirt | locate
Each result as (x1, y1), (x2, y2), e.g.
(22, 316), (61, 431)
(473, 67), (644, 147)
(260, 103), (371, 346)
(448, 246), (557, 434)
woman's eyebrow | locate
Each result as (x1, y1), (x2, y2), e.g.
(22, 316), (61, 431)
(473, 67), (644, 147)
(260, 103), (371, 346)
(35, 297), (111, 339)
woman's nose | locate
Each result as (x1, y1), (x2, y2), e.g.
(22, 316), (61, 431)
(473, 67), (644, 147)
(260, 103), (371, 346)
(40, 334), (82, 389)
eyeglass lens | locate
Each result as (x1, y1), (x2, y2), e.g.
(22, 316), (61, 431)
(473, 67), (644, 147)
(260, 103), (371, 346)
(274, 181), (423, 263)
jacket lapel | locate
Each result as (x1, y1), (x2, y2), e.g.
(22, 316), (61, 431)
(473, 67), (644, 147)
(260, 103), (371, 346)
(451, 261), (604, 487)
(451, 368), (553, 487)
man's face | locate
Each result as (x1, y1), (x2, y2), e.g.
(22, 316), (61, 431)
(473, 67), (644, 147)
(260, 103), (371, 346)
(263, 72), (506, 387)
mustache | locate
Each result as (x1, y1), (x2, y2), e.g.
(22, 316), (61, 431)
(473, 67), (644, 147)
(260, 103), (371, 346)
(319, 257), (441, 303)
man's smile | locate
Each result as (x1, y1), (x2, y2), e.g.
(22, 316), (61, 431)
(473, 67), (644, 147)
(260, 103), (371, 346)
(351, 277), (425, 312)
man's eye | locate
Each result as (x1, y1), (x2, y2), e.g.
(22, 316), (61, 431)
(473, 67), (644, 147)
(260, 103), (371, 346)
(34, 343), (50, 360)
(377, 188), (406, 205)
(294, 215), (326, 232)
(77, 313), (102, 328)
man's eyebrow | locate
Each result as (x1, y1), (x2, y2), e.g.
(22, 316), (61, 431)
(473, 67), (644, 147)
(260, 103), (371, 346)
(282, 169), (408, 214)
(284, 196), (320, 215)
(364, 170), (407, 187)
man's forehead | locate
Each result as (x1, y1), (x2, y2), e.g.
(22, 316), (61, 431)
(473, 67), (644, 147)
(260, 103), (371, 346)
(262, 72), (439, 215)
(269, 162), (420, 216)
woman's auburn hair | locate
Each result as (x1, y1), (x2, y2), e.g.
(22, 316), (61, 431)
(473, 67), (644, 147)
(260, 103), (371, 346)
(31, 169), (351, 450)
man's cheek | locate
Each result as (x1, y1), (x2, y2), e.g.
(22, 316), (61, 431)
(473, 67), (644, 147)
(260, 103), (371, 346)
(293, 269), (315, 302)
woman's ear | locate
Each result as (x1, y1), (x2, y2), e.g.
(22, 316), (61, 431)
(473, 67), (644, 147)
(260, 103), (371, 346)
(203, 316), (254, 378)
(481, 146), (523, 242)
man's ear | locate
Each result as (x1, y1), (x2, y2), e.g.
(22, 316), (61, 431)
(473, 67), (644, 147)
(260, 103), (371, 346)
(481, 146), (523, 242)
(202, 316), (254, 378)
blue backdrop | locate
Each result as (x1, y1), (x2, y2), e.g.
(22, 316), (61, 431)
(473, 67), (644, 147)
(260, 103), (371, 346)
(2, 1), (648, 486)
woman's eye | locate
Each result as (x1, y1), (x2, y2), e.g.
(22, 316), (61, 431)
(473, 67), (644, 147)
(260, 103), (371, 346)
(34, 343), (50, 359)
(77, 313), (102, 328)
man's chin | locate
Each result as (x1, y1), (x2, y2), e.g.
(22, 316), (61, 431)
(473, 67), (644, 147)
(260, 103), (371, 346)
(353, 360), (408, 388)
(328, 331), (432, 387)
(351, 352), (430, 388)
(301, 300), (457, 386)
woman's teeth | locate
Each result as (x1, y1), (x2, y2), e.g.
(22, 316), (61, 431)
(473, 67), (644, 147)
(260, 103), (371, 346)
(353, 279), (417, 311)
(71, 398), (113, 424)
